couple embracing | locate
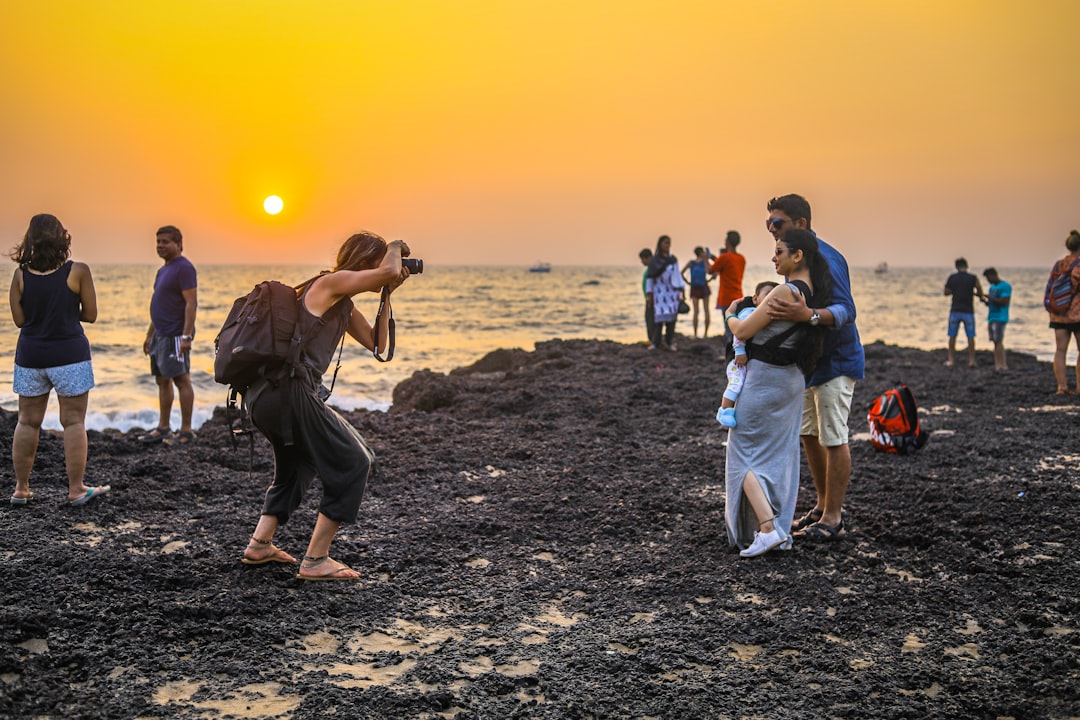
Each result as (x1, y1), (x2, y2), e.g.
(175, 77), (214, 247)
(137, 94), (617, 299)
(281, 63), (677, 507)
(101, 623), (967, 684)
(724, 194), (864, 558)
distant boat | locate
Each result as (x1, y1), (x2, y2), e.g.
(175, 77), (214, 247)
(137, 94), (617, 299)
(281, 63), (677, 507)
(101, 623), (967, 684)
(874, 262), (889, 274)
(529, 262), (552, 273)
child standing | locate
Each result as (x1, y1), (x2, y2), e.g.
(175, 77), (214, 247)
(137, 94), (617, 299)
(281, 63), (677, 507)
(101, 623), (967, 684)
(717, 281), (778, 428)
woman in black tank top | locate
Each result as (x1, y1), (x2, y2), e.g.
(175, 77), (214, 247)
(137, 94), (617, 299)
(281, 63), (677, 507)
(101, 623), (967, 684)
(7, 214), (109, 507)
(241, 231), (413, 581)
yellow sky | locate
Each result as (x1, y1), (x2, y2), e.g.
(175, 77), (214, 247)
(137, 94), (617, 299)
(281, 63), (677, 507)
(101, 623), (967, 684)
(1, 0), (1077, 268)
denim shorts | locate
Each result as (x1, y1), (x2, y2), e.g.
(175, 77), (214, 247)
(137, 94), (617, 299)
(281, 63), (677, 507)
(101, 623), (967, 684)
(988, 321), (1007, 343)
(948, 312), (976, 339)
(13, 360), (95, 397)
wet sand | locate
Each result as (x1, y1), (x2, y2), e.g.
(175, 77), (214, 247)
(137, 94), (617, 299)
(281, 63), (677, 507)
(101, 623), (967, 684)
(0, 338), (1077, 719)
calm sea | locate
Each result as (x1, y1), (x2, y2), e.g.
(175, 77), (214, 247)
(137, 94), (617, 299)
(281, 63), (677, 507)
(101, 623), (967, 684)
(0, 264), (1068, 432)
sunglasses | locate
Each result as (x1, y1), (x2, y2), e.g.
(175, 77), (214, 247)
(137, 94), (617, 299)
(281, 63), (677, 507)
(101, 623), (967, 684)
(766, 217), (787, 232)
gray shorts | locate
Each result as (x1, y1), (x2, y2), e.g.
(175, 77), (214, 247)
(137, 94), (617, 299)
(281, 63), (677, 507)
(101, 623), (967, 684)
(149, 335), (191, 379)
(988, 321), (1007, 343)
(13, 360), (95, 397)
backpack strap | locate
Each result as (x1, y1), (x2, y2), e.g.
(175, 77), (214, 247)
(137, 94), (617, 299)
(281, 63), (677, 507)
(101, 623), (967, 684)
(372, 285), (396, 362)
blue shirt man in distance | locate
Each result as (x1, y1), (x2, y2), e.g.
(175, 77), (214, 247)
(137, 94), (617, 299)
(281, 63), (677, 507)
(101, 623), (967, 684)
(982, 267), (1011, 372)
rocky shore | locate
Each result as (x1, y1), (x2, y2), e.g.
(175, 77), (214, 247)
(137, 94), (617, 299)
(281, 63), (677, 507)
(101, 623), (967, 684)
(1, 338), (1077, 719)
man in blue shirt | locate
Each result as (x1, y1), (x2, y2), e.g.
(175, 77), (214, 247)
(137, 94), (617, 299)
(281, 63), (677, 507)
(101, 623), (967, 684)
(139, 225), (198, 445)
(764, 194), (864, 541)
(982, 267), (1011, 371)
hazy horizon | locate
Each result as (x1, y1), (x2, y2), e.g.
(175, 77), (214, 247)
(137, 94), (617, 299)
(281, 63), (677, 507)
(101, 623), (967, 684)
(2, 1), (1077, 270)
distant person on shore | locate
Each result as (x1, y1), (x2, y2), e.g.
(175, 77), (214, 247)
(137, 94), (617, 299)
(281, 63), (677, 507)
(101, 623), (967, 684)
(639, 248), (656, 344)
(682, 247), (713, 337)
(1047, 230), (1080, 394)
(982, 267), (1011, 372)
(764, 193), (864, 542)
(240, 231), (411, 580)
(709, 231), (746, 353)
(645, 235), (685, 351)
(139, 225), (198, 445)
(725, 229), (829, 557)
(943, 257), (987, 368)
(7, 214), (109, 506)
(717, 281), (777, 428)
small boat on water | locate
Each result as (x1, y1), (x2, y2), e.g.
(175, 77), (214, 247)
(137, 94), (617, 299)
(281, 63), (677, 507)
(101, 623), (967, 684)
(529, 262), (552, 273)
(874, 262), (889, 274)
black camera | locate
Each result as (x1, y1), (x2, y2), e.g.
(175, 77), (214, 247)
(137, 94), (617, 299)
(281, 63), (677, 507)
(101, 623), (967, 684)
(402, 258), (424, 274)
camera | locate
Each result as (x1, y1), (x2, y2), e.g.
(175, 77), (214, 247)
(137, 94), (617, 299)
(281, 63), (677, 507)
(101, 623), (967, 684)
(402, 258), (424, 274)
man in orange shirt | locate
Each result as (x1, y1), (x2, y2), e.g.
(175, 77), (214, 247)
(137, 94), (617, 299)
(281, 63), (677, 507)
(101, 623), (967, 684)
(709, 230), (746, 350)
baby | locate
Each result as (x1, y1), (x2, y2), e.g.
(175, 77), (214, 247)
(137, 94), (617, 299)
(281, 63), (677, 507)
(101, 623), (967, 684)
(717, 281), (778, 428)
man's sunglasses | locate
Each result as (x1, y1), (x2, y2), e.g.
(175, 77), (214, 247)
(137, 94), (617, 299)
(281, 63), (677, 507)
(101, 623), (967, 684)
(766, 218), (787, 232)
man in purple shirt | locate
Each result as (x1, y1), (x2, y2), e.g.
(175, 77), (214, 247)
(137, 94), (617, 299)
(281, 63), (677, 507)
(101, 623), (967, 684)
(138, 225), (198, 445)
(764, 194), (864, 542)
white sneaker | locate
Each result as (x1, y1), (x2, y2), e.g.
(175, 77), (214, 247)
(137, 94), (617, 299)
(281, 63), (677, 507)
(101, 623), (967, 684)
(740, 528), (787, 557)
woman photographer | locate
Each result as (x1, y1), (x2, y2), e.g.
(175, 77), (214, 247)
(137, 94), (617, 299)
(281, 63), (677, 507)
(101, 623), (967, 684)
(241, 231), (411, 581)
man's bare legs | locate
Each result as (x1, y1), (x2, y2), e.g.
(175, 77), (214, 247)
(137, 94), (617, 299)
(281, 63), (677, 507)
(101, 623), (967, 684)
(801, 434), (850, 529)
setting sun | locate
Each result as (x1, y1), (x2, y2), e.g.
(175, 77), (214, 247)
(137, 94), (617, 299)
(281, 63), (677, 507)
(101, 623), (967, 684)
(263, 195), (284, 215)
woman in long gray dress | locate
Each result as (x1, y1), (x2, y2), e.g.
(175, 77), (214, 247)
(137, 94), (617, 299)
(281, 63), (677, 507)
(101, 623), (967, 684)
(725, 229), (830, 557)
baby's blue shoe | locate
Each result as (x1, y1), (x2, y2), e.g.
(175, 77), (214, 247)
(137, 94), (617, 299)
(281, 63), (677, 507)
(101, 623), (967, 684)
(717, 407), (737, 428)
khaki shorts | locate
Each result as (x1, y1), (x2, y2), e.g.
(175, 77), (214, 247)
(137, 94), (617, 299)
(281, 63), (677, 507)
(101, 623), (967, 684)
(801, 375), (856, 447)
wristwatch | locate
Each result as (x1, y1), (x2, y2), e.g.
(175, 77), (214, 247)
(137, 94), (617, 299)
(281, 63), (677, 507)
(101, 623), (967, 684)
(180, 334), (194, 341)
(809, 311), (820, 326)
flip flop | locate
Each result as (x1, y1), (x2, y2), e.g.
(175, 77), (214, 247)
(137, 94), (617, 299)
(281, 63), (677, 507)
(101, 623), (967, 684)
(138, 427), (172, 444)
(10, 492), (34, 506)
(296, 566), (362, 582)
(70, 486), (110, 506)
(296, 556), (361, 582)
(242, 546), (298, 566)
(162, 430), (196, 446)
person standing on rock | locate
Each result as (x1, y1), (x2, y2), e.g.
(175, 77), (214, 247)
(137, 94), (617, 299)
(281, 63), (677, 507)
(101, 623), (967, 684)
(8, 214), (110, 506)
(982, 267), (1011, 372)
(645, 235), (685, 351)
(139, 225), (198, 445)
(240, 231), (412, 581)
(943, 257), (987, 368)
(764, 193), (864, 542)
(725, 229), (829, 557)
(639, 248), (656, 344)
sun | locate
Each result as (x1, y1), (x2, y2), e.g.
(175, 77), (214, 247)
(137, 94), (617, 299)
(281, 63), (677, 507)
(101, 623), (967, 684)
(263, 195), (284, 215)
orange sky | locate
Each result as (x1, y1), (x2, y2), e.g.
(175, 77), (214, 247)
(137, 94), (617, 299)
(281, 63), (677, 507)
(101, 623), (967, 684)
(1, 0), (1077, 268)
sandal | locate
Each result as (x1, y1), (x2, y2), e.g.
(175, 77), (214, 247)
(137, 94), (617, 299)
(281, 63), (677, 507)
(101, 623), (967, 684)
(791, 508), (823, 532)
(296, 555), (361, 582)
(800, 520), (846, 541)
(242, 536), (297, 566)
(138, 427), (173, 444)
(10, 491), (34, 506)
(163, 430), (196, 446)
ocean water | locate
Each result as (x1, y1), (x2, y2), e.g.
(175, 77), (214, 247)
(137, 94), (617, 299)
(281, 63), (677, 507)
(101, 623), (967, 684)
(0, 264), (1070, 432)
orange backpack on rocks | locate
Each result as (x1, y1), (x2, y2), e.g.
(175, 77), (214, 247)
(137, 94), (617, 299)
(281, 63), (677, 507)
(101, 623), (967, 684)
(867, 384), (928, 454)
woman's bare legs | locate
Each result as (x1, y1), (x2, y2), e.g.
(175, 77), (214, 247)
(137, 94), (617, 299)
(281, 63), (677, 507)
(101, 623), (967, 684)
(12, 393), (49, 499)
(244, 514), (298, 564)
(58, 392), (93, 499)
(742, 470), (777, 534)
(1053, 328), (1073, 393)
(297, 514), (361, 579)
